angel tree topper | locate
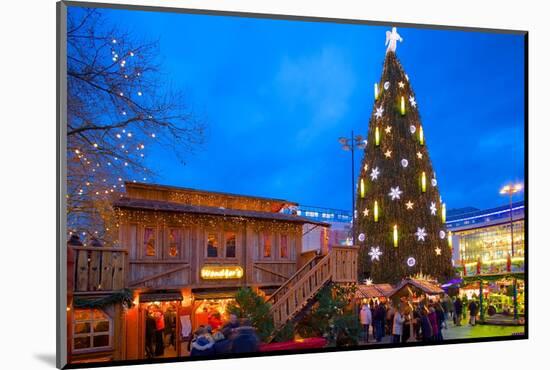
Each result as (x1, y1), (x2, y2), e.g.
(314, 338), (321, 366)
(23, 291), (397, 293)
(385, 27), (403, 53)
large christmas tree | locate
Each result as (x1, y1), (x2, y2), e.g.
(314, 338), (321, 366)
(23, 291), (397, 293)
(355, 28), (454, 284)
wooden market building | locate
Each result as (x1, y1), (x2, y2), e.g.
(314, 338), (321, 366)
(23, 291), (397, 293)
(66, 182), (358, 364)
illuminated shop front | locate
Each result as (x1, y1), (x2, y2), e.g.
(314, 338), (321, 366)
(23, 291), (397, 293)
(447, 201), (525, 323)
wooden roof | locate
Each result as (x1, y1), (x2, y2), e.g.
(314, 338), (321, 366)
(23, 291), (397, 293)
(125, 182), (297, 213)
(355, 283), (394, 299)
(390, 278), (444, 297)
(113, 197), (330, 227)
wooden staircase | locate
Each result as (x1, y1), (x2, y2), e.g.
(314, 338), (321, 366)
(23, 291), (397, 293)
(266, 246), (358, 341)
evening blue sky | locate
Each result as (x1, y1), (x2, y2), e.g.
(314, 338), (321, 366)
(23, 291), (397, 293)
(72, 7), (525, 211)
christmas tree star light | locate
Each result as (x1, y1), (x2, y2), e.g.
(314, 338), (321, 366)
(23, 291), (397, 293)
(375, 106), (384, 119)
(385, 126), (392, 134)
(435, 247), (442, 256)
(430, 202), (437, 215)
(406, 201), (414, 209)
(398, 81), (405, 88)
(417, 151), (423, 159)
(370, 167), (380, 180)
(369, 246), (383, 261)
(384, 150), (392, 158)
(363, 208), (369, 217)
(415, 227), (427, 242)
(409, 96), (417, 107)
(388, 186), (403, 200)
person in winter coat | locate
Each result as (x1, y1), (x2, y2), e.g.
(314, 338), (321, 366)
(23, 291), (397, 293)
(428, 307), (439, 342)
(221, 313), (240, 339)
(392, 304), (406, 344)
(468, 300), (479, 326)
(374, 302), (387, 342)
(190, 330), (215, 357)
(213, 331), (233, 355)
(359, 303), (373, 343)
(454, 297), (463, 326)
(435, 303), (446, 341)
(420, 309), (433, 343)
(231, 319), (260, 354)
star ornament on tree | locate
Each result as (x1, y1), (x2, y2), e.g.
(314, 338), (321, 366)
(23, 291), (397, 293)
(406, 200), (414, 209)
(363, 208), (369, 217)
(363, 163), (369, 172)
(398, 81), (405, 88)
(409, 96), (417, 107)
(388, 186), (403, 200)
(435, 247), (442, 256)
(430, 202), (437, 215)
(385, 126), (392, 134)
(384, 150), (392, 158)
(368, 246), (383, 261)
(416, 152), (423, 159)
(370, 167), (380, 180)
(375, 106), (384, 119)
(415, 227), (427, 242)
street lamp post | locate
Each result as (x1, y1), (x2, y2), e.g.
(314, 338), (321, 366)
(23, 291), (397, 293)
(499, 183), (523, 321)
(338, 131), (367, 244)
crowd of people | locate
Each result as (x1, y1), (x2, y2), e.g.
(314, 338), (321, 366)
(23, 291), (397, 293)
(145, 305), (177, 358)
(188, 313), (261, 357)
(359, 294), (481, 344)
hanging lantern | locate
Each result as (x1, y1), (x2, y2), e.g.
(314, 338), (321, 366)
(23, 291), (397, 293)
(421, 172), (427, 193)
(375, 126), (380, 146)
(374, 83), (379, 100)
(374, 201), (379, 222)
(400, 96), (406, 115)
(360, 178), (366, 198)
(441, 203), (447, 223)
(393, 225), (398, 247)
(447, 231), (453, 248)
(419, 126), (424, 145)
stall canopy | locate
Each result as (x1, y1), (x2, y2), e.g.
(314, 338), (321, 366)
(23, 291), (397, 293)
(390, 278), (444, 300)
(139, 292), (183, 303)
(355, 283), (394, 299)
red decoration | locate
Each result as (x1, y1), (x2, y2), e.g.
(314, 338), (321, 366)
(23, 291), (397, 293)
(259, 337), (327, 352)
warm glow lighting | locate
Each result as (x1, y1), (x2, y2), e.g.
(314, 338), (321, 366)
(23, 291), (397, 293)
(421, 172), (427, 193)
(441, 203), (446, 223)
(419, 126), (424, 145)
(375, 126), (380, 146)
(393, 225), (398, 247)
(400, 96), (406, 115)
(447, 231), (453, 248)
(374, 201), (379, 222)
(200, 266), (244, 280)
(133, 294), (140, 307)
(374, 83), (379, 100)
(360, 178), (366, 198)
(500, 183), (523, 195)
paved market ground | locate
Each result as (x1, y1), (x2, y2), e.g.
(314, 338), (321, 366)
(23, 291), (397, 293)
(359, 321), (525, 345)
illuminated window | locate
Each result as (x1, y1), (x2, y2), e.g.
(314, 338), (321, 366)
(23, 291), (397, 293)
(280, 234), (288, 259)
(263, 232), (272, 258)
(73, 308), (112, 353)
(144, 227), (156, 256)
(207, 233), (218, 258)
(225, 232), (236, 258)
(168, 229), (181, 258)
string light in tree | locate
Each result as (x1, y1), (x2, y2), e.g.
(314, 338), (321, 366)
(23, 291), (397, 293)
(431, 178), (438, 187)
(360, 178), (366, 198)
(421, 172), (427, 192)
(416, 151), (423, 159)
(419, 126), (424, 145)
(393, 225), (398, 247)
(439, 230), (446, 239)
(447, 231), (453, 248)
(363, 163), (369, 172)
(400, 96), (406, 115)
(388, 186), (403, 200)
(385, 126), (392, 134)
(430, 202), (437, 215)
(401, 159), (409, 168)
(375, 126), (381, 146)
(374, 201), (379, 222)
(410, 125), (416, 134)
(369, 246), (383, 261)
(384, 81), (390, 90)
(374, 83), (379, 100)
(415, 227), (427, 242)
(441, 203), (447, 223)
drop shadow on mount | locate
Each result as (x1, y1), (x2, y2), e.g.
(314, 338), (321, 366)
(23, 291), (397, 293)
(34, 353), (57, 367)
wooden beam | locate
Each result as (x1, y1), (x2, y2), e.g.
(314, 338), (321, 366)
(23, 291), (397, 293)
(253, 264), (290, 280)
(128, 265), (190, 287)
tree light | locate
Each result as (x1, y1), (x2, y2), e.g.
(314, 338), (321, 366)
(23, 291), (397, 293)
(447, 231), (453, 248)
(441, 203), (446, 223)
(374, 83), (379, 100)
(375, 126), (380, 146)
(400, 96), (406, 115)
(374, 201), (379, 222)
(421, 172), (427, 193)
(393, 225), (398, 247)
(419, 126), (424, 145)
(360, 178), (366, 198)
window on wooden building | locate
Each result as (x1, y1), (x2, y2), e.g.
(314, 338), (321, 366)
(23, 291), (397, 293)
(280, 234), (288, 259)
(263, 232), (272, 258)
(168, 228), (181, 258)
(144, 227), (156, 257)
(225, 232), (236, 258)
(73, 308), (112, 353)
(207, 233), (219, 258)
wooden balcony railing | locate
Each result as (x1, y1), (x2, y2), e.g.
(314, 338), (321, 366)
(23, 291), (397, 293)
(71, 247), (127, 292)
(268, 246), (357, 339)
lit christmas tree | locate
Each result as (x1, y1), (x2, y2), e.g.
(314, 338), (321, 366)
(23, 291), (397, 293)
(355, 28), (454, 283)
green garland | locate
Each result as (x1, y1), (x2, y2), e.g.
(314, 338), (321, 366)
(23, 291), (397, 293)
(74, 289), (134, 309)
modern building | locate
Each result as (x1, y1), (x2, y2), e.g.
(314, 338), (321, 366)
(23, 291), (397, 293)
(446, 200), (525, 321)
